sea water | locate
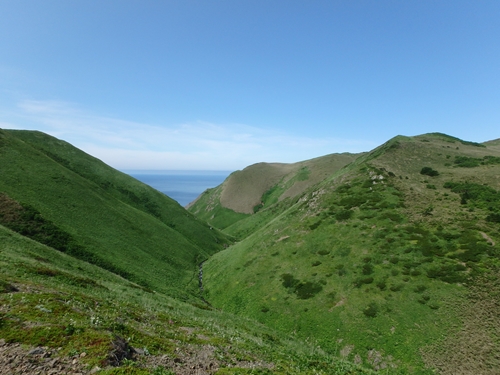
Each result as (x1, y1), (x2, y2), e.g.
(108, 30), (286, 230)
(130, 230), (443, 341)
(125, 170), (231, 207)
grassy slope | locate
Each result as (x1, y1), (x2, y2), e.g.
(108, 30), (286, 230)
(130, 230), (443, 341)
(188, 153), (360, 234)
(202, 133), (500, 374)
(0, 129), (229, 297)
(0, 223), (374, 375)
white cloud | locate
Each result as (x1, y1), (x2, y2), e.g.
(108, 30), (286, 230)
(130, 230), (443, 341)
(3, 99), (376, 170)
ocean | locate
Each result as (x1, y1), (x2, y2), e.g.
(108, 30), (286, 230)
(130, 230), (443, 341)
(125, 170), (231, 207)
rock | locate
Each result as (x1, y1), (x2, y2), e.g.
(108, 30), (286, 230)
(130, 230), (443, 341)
(134, 347), (146, 355)
(47, 358), (59, 367)
(28, 347), (45, 355)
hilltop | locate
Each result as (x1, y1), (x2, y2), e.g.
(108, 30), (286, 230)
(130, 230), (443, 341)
(191, 132), (500, 374)
(188, 152), (361, 235)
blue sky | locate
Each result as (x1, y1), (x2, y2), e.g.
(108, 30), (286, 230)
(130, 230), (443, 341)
(1, 1), (499, 170)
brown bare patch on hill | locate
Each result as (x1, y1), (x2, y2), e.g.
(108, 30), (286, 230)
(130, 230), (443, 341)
(219, 153), (360, 214)
(220, 162), (294, 213)
(0, 192), (23, 223)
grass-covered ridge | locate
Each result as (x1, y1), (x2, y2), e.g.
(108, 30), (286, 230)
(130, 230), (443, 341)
(2, 129), (500, 374)
(0, 128), (372, 374)
(188, 152), (361, 235)
(0, 129), (229, 297)
(200, 133), (500, 374)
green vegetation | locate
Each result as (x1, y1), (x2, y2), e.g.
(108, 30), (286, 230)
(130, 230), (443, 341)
(0, 129), (230, 297)
(0, 224), (372, 374)
(3, 129), (500, 374)
(420, 167), (439, 177)
(200, 133), (500, 374)
(453, 155), (500, 168)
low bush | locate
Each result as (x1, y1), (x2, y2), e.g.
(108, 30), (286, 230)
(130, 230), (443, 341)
(420, 167), (439, 177)
(363, 302), (379, 318)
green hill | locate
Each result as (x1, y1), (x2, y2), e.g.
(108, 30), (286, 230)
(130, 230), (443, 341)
(2, 129), (500, 374)
(0, 129), (372, 374)
(188, 152), (361, 235)
(0, 209), (372, 375)
(196, 133), (500, 374)
(0, 129), (229, 297)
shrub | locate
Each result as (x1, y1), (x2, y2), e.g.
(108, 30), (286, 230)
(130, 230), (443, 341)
(487, 213), (500, 223)
(280, 274), (322, 299)
(420, 167), (439, 177)
(376, 280), (387, 291)
(413, 285), (427, 293)
(335, 209), (353, 221)
(363, 302), (378, 318)
(281, 273), (298, 289)
(389, 256), (399, 264)
(362, 263), (374, 275)
(426, 263), (467, 283)
(294, 281), (323, 299)
(354, 277), (374, 288)
(390, 283), (404, 292)
(418, 295), (430, 304)
(454, 156), (481, 168)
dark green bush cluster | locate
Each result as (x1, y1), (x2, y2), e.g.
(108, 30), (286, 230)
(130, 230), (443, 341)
(390, 283), (404, 292)
(453, 155), (500, 168)
(353, 276), (374, 288)
(362, 263), (374, 275)
(280, 274), (323, 299)
(378, 210), (404, 222)
(420, 167), (439, 177)
(444, 181), (500, 214)
(334, 209), (353, 221)
(326, 176), (404, 230)
(363, 302), (378, 317)
(487, 213), (500, 223)
(418, 295), (430, 304)
(426, 263), (467, 283)
(454, 156), (481, 168)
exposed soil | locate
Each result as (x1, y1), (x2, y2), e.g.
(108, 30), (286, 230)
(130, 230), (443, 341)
(0, 339), (92, 375)
(0, 338), (274, 375)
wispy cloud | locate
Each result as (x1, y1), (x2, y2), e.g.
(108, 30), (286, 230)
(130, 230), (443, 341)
(3, 99), (375, 170)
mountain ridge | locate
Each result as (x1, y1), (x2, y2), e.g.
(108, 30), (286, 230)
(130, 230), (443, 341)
(191, 131), (500, 374)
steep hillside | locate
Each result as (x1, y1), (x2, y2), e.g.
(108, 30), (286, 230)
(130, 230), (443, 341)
(200, 133), (500, 374)
(188, 152), (361, 234)
(0, 129), (229, 297)
(0, 220), (372, 375)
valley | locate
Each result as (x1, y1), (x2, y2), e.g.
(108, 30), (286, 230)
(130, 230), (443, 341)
(1, 129), (499, 374)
